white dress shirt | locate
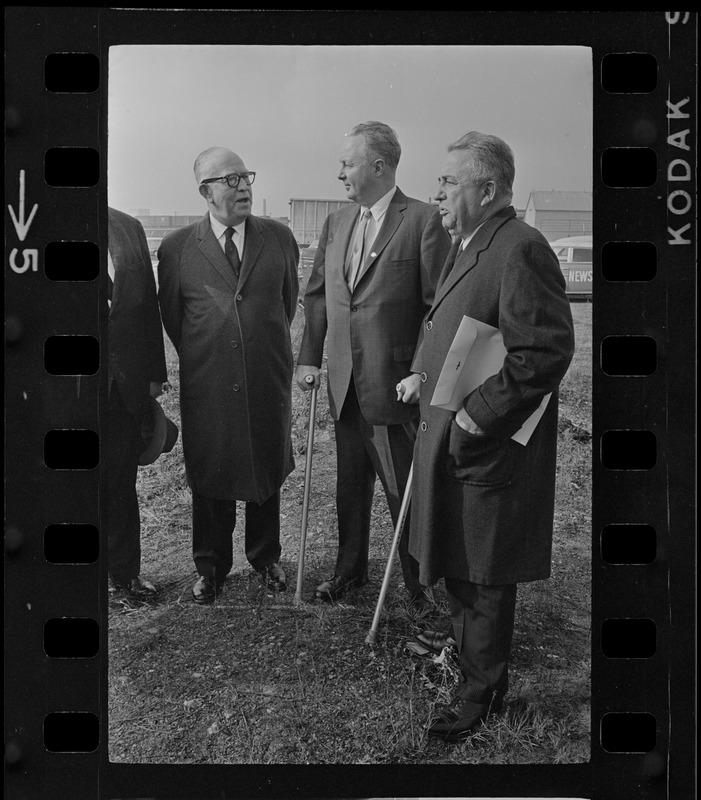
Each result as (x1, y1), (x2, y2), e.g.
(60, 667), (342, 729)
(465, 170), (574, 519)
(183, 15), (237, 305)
(359, 185), (397, 256)
(209, 212), (246, 259)
(459, 219), (489, 252)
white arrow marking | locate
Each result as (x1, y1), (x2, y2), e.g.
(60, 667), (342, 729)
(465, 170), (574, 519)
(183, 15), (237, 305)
(8, 170), (39, 242)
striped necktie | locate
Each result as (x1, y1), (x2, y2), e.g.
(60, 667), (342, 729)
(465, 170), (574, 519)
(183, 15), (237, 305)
(346, 208), (372, 290)
(224, 227), (241, 277)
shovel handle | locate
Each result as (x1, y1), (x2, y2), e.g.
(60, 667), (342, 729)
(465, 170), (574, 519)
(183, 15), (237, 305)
(366, 461), (413, 644)
(294, 377), (318, 605)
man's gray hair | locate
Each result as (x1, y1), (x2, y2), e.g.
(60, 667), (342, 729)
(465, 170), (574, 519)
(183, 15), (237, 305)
(448, 131), (515, 199)
(348, 121), (401, 170)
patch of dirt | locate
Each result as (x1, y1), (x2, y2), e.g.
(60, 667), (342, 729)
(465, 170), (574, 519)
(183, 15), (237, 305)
(108, 300), (592, 765)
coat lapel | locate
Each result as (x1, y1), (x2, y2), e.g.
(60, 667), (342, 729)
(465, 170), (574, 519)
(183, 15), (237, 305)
(431, 207), (516, 313)
(354, 188), (406, 286)
(237, 216), (264, 292)
(107, 211), (127, 317)
(332, 205), (360, 293)
(196, 214), (240, 292)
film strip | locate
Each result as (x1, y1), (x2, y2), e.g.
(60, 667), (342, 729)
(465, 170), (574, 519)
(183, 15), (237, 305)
(4, 9), (696, 800)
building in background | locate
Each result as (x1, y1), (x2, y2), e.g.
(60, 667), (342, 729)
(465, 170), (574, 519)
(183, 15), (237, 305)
(131, 211), (291, 261)
(130, 214), (203, 260)
(523, 190), (592, 242)
(289, 198), (352, 246)
(129, 193), (559, 262)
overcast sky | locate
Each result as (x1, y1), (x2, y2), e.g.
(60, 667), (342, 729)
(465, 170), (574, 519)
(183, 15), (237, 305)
(108, 44), (592, 219)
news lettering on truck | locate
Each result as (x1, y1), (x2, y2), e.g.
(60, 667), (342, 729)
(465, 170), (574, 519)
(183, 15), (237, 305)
(550, 235), (593, 301)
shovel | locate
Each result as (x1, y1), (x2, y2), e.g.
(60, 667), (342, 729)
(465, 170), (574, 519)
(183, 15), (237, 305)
(365, 460), (413, 644)
(294, 374), (318, 605)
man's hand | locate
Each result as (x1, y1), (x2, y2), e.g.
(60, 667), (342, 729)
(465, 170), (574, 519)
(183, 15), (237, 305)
(295, 365), (320, 391)
(455, 407), (486, 435)
(396, 373), (421, 404)
(149, 381), (164, 399)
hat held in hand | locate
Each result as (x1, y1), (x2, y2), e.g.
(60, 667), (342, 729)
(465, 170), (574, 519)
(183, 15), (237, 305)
(139, 396), (179, 466)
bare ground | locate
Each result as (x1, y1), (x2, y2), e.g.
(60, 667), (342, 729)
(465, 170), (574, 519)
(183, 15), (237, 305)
(108, 298), (591, 765)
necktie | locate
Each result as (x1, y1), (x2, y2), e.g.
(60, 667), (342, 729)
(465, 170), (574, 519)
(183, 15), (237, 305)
(440, 238), (463, 282)
(224, 227), (241, 277)
(447, 238), (462, 271)
(346, 208), (372, 290)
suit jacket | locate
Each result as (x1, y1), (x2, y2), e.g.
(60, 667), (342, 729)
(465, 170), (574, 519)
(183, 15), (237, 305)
(297, 187), (451, 425)
(107, 207), (167, 418)
(408, 206), (575, 586)
(157, 213), (299, 503)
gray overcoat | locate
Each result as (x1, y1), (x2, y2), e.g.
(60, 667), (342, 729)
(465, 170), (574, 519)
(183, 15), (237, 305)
(157, 214), (299, 503)
(409, 207), (575, 586)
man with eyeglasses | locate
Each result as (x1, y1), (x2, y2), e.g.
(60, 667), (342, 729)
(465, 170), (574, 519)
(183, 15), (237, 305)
(407, 131), (575, 741)
(157, 147), (299, 604)
(295, 121), (451, 605)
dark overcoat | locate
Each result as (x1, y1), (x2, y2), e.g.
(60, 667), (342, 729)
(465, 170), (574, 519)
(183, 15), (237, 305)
(298, 187), (451, 425)
(408, 207), (575, 587)
(108, 207), (168, 418)
(157, 214), (299, 503)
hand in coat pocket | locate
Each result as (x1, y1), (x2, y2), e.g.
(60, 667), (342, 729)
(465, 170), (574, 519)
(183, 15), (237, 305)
(446, 420), (515, 486)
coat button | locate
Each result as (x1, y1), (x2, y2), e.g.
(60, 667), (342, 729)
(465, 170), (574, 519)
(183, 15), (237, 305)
(420, 372), (427, 382)
(233, 384), (241, 392)
(420, 421), (427, 432)
(236, 294), (243, 301)
(351, 305), (358, 312)
(426, 321), (433, 331)
(231, 340), (239, 348)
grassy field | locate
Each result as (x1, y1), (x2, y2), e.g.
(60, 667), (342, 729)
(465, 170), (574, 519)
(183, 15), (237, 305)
(108, 276), (591, 765)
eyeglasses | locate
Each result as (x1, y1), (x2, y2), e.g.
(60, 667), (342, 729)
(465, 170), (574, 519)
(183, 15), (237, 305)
(200, 172), (256, 189)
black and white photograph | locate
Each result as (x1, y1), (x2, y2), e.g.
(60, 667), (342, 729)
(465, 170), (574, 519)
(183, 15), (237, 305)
(5, 9), (696, 800)
(107, 43), (593, 765)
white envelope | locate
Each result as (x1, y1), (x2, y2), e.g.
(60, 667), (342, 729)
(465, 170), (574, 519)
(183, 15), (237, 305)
(430, 315), (551, 446)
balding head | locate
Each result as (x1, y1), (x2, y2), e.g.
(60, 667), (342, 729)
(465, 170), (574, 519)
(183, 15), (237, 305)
(193, 147), (243, 184)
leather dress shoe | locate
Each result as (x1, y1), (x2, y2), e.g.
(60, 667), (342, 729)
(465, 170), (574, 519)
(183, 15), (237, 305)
(408, 589), (434, 614)
(260, 562), (287, 591)
(192, 575), (222, 605)
(314, 574), (366, 602)
(416, 629), (456, 655)
(109, 574), (157, 599)
(427, 695), (503, 742)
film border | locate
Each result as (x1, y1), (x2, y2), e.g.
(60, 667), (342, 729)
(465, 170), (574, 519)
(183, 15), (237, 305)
(4, 8), (696, 800)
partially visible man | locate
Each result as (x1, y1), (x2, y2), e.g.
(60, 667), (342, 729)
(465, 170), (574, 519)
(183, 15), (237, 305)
(107, 207), (168, 599)
(296, 121), (451, 604)
(158, 147), (299, 604)
(407, 132), (575, 741)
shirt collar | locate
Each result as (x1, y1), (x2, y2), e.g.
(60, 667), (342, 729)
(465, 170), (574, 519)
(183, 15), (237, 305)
(209, 212), (246, 240)
(362, 185), (397, 222)
(460, 201), (512, 249)
(460, 219), (488, 251)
